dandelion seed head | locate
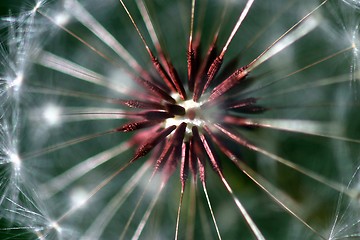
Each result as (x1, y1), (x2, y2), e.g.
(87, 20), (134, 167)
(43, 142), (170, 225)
(2, 0), (360, 239)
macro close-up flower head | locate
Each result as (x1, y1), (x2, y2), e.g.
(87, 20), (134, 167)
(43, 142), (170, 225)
(1, 0), (360, 239)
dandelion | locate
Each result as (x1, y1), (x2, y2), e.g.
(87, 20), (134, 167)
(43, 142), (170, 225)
(1, 0), (360, 239)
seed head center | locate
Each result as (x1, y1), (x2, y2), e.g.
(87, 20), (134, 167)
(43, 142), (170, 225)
(187, 108), (196, 120)
(163, 98), (205, 137)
